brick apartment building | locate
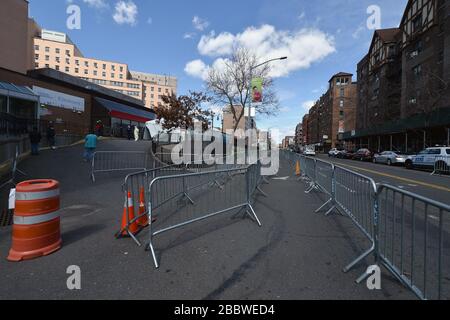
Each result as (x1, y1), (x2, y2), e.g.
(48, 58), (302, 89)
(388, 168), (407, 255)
(345, 0), (450, 152)
(294, 122), (303, 149)
(302, 114), (309, 145)
(303, 72), (357, 151)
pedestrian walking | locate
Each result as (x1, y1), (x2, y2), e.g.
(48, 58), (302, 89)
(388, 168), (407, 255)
(127, 125), (132, 140)
(29, 127), (41, 155)
(46, 122), (56, 150)
(134, 126), (139, 141)
(83, 131), (97, 162)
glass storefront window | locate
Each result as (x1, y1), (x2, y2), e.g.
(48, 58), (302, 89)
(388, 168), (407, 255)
(0, 95), (6, 113)
(9, 98), (36, 119)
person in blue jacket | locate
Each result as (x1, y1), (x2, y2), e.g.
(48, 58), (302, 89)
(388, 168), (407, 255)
(84, 131), (98, 162)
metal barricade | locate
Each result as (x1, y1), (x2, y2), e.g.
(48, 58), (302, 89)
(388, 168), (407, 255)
(146, 165), (262, 268)
(333, 165), (378, 274)
(431, 156), (450, 176)
(118, 165), (189, 245)
(91, 151), (152, 182)
(303, 157), (317, 193)
(314, 160), (335, 214)
(377, 184), (450, 300)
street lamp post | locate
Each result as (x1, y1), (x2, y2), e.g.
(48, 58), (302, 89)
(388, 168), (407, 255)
(245, 57), (286, 164)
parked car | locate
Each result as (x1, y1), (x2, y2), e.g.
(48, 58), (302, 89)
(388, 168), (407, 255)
(352, 148), (374, 161)
(328, 148), (344, 157)
(405, 147), (450, 170)
(303, 149), (316, 156)
(373, 151), (408, 166)
(337, 149), (356, 159)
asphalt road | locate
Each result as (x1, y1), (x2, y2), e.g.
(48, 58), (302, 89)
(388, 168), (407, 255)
(0, 142), (416, 300)
(315, 154), (450, 205)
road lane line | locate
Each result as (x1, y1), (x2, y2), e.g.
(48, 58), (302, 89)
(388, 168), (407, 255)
(333, 162), (450, 193)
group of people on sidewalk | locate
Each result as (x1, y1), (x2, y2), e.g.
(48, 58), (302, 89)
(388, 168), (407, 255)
(29, 120), (143, 162)
(29, 122), (56, 155)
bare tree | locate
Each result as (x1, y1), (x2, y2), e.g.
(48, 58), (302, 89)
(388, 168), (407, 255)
(206, 47), (280, 131)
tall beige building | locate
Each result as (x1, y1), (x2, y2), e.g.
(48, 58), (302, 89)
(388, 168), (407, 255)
(222, 105), (256, 134)
(33, 28), (177, 109)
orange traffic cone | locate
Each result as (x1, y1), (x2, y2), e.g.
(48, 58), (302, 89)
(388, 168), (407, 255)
(117, 192), (139, 237)
(137, 187), (149, 227)
(295, 160), (301, 176)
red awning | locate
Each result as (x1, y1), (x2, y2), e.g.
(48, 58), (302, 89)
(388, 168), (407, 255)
(95, 97), (155, 123)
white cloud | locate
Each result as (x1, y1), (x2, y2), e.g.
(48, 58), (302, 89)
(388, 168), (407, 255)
(184, 32), (196, 40)
(83, 0), (108, 8)
(192, 16), (210, 31)
(147, 17), (152, 25)
(302, 100), (315, 111)
(113, 1), (138, 26)
(352, 24), (366, 39)
(298, 12), (306, 20)
(194, 24), (336, 78)
(184, 59), (210, 80)
(184, 58), (230, 80)
(198, 31), (235, 56)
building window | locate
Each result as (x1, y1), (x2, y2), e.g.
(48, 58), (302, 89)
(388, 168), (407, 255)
(45, 55), (49, 61)
(151, 94), (154, 98)
(75, 68), (79, 73)
(55, 48), (60, 54)
(340, 100), (344, 108)
(84, 69), (88, 75)
(66, 58), (70, 64)
(65, 67), (70, 72)
(102, 64), (106, 70)
(413, 64), (422, 76)
(35, 63), (39, 68)
(45, 47), (50, 52)
(75, 60), (79, 66)
(111, 73), (115, 78)
(55, 65), (60, 71)
(111, 65), (116, 71)
(412, 15), (423, 34)
(158, 88), (161, 93)
(45, 64), (50, 68)
(84, 61), (89, 67)
(55, 57), (60, 63)
(35, 54), (39, 60)
(34, 45), (39, 51)
(119, 74), (123, 79)
(340, 88), (345, 97)
(102, 71), (106, 77)
(93, 70), (97, 76)
(94, 62), (98, 68)
(151, 87), (154, 92)
(165, 88), (169, 93)
(66, 50), (70, 56)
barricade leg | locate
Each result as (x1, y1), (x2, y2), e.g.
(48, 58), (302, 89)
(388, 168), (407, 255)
(343, 243), (375, 273)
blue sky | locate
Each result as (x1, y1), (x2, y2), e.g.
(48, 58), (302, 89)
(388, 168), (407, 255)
(29, 0), (408, 139)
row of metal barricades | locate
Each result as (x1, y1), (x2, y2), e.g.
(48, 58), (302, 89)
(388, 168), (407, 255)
(90, 149), (265, 269)
(282, 150), (450, 300)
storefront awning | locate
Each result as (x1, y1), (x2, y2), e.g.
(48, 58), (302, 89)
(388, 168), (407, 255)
(0, 81), (39, 102)
(95, 97), (155, 123)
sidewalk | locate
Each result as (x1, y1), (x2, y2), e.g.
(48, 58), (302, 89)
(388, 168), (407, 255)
(0, 145), (415, 299)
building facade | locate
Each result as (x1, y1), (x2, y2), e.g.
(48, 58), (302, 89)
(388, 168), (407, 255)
(222, 105), (256, 134)
(345, 0), (450, 152)
(294, 122), (303, 149)
(302, 114), (309, 145)
(33, 28), (177, 110)
(303, 72), (357, 151)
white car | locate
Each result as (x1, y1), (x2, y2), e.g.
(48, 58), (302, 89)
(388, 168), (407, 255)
(328, 148), (343, 157)
(405, 147), (450, 170)
(373, 151), (408, 166)
(304, 149), (316, 156)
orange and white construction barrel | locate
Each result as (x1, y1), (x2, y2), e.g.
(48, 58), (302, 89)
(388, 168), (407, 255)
(7, 179), (62, 262)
